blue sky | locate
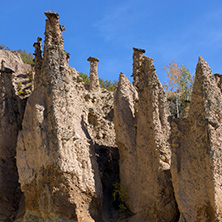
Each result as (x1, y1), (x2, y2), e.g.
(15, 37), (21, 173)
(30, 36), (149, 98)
(1, 0), (222, 84)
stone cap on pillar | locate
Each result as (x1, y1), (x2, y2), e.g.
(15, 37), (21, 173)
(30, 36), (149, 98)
(37, 37), (42, 43)
(44, 11), (59, 19)
(33, 37), (42, 48)
(33, 42), (41, 48)
(133, 47), (146, 53)
(87, 57), (99, 62)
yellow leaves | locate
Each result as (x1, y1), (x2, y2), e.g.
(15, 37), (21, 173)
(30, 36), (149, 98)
(164, 61), (193, 117)
(163, 61), (181, 92)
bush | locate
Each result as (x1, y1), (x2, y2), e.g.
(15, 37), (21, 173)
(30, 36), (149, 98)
(78, 72), (117, 92)
(112, 182), (128, 212)
(16, 49), (33, 65)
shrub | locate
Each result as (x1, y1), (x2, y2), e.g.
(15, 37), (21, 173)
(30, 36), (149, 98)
(112, 182), (128, 212)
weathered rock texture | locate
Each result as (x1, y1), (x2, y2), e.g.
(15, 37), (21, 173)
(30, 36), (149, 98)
(171, 57), (222, 221)
(113, 72), (138, 213)
(2, 9), (222, 222)
(114, 50), (179, 221)
(0, 66), (26, 221)
(87, 56), (100, 91)
(83, 87), (118, 222)
(33, 37), (43, 89)
(0, 49), (31, 75)
(16, 11), (104, 221)
(131, 47), (145, 89)
(0, 49), (33, 97)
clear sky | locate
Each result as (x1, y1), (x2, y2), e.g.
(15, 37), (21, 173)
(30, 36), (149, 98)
(1, 0), (222, 84)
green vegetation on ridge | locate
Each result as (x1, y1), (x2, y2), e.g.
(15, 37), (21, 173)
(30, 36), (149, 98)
(79, 72), (118, 92)
(0, 44), (33, 65)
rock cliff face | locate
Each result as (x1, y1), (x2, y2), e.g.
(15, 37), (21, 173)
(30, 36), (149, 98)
(0, 50), (31, 75)
(114, 51), (179, 221)
(0, 49), (33, 97)
(16, 11), (104, 221)
(171, 57), (222, 221)
(0, 67), (26, 221)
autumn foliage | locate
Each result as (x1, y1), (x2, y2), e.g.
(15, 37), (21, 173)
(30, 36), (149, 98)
(164, 61), (193, 117)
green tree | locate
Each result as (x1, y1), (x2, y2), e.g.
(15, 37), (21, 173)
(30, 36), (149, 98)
(99, 78), (105, 88)
(79, 72), (117, 92)
(180, 65), (193, 101)
(99, 78), (117, 91)
(17, 49), (33, 65)
(164, 61), (193, 117)
(79, 72), (90, 84)
(79, 72), (90, 89)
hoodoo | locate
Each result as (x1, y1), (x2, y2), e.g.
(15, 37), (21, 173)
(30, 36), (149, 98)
(16, 11), (103, 221)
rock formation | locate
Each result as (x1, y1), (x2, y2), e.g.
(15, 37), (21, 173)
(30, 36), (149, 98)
(0, 49), (31, 75)
(16, 11), (103, 221)
(33, 37), (43, 88)
(171, 57), (222, 221)
(0, 63), (26, 221)
(87, 56), (100, 91)
(131, 47), (145, 89)
(0, 49), (33, 97)
(113, 72), (138, 213)
(114, 49), (179, 221)
(1, 9), (222, 222)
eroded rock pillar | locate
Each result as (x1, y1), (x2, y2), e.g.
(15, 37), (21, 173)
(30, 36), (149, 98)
(87, 57), (100, 91)
(114, 51), (179, 221)
(171, 57), (222, 221)
(17, 11), (102, 222)
(114, 72), (138, 213)
(134, 55), (178, 221)
(33, 37), (43, 88)
(132, 47), (145, 89)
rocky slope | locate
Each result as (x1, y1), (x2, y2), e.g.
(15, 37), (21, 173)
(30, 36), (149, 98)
(0, 49), (33, 97)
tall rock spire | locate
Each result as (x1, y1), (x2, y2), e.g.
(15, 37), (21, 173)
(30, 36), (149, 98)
(132, 47), (145, 89)
(16, 11), (103, 221)
(171, 56), (222, 221)
(33, 37), (43, 88)
(114, 50), (178, 221)
(87, 56), (100, 91)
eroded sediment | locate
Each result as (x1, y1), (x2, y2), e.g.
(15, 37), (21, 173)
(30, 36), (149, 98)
(87, 56), (100, 92)
(0, 64), (26, 221)
(16, 11), (103, 222)
(171, 57), (222, 222)
(114, 50), (179, 221)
